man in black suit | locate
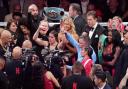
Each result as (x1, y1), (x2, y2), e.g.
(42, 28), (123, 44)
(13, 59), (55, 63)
(114, 32), (128, 88)
(69, 0), (82, 12)
(84, 11), (107, 63)
(69, 3), (86, 36)
(94, 71), (111, 89)
(61, 61), (94, 89)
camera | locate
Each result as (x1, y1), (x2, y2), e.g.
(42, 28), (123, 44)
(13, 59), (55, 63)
(41, 48), (71, 69)
(21, 48), (38, 69)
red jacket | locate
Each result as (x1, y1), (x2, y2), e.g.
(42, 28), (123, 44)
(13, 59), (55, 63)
(81, 57), (93, 76)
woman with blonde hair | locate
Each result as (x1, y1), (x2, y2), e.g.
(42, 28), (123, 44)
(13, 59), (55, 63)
(58, 16), (79, 77)
(58, 16), (79, 51)
(59, 16), (79, 40)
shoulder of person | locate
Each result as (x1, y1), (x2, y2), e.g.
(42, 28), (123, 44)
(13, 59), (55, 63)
(97, 24), (105, 29)
(45, 71), (53, 79)
(104, 83), (112, 89)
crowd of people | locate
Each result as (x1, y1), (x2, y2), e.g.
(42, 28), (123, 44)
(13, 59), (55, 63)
(0, 0), (128, 89)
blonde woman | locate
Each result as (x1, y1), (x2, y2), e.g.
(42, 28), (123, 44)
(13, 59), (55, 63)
(58, 16), (79, 77)
(58, 16), (79, 53)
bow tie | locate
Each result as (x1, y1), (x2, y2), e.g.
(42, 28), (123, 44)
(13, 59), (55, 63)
(90, 27), (94, 31)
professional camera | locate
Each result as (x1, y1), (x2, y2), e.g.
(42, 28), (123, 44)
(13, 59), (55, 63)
(41, 48), (71, 69)
(21, 48), (38, 69)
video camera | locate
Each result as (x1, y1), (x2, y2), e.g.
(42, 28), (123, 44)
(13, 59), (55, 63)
(41, 47), (71, 69)
(21, 48), (39, 69)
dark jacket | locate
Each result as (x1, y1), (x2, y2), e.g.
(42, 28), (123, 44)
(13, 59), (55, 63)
(27, 13), (42, 39)
(61, 74), (94, 89)
(73, 15), (86, 36)
(114, 45), (128, 88)
(0, 71), (9, 89)
(5, 59), (23, 89)
(95, 83), (111, 89)
(84, 24), (107, 63)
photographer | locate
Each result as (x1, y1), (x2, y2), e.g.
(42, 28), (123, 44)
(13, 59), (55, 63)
(5, 46), (23, 89)
(22, 54), (43, 89)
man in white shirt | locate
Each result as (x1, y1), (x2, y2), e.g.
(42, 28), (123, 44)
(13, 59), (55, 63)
(83, 11), (107, 63)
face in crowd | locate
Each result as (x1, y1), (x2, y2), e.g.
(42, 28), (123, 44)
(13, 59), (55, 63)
(107, 31), (113, 43)
(28, 4), (39, 16)
(13, 4), (21, 12)
(108, 0), (119, 10)
(123, 32), (128, 45)
(20, 25), (30, 35)
(87, 15), (97, 28)
(9, 21), (17, 33)
(39, 21), (49, 35)
(78, 37), (90, 49)
(48, 31), (58, 45)
(69, 5), (75, 18)
(63, 19), (72, 32)
(81, 48), (88, 57)
(1, 30), (12, 46)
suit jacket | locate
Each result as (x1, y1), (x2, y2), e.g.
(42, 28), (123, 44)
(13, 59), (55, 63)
(0, 71), (9, 89)
(95, 83), (111, 89)
(114, 45), (128, 88)
(74, 15), (86, 36)
(84, 24), (107, 63)
(61, 74), (94, 89)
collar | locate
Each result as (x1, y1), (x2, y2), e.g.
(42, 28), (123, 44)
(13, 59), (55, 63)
(73, 15), (79, 21)
(73, 72), (81, 75)
(98, 82), (106, 89)
(93, 22), (98, 29)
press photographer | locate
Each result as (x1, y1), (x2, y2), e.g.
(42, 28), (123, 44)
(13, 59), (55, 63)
(21, 40), (38, 69)
(5, 46), (23, 89)
(20, 40), (43, 89)
(41, 48), (73, 82)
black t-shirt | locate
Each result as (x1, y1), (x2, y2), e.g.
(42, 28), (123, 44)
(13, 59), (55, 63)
(61, 74), (94, 89)
(34, 35), (48, 61)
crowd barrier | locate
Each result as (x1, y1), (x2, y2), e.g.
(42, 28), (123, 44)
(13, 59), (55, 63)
(0, 22), (128, 27)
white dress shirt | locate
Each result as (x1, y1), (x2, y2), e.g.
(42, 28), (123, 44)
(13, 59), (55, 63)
(89, 22), (98, 39)
(98, 82), (106, 89)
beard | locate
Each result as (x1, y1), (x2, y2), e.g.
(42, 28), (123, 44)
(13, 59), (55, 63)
(32, 14), (39, 21)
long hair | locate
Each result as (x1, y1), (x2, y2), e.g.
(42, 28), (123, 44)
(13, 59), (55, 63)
(6, 20), (17, 30)
(107, 30), (121, 47)
(62, 16), (79, 40)
(31, 61), (44, 89)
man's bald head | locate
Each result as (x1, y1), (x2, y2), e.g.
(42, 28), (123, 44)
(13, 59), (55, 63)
(28, 4), (38, 9)
(22, 40), (32, 49)
(0, 30), (12, 45)
(0, 28), (4, 37)
(28, 4), (38, 16)
(12, 46), (22, 59)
